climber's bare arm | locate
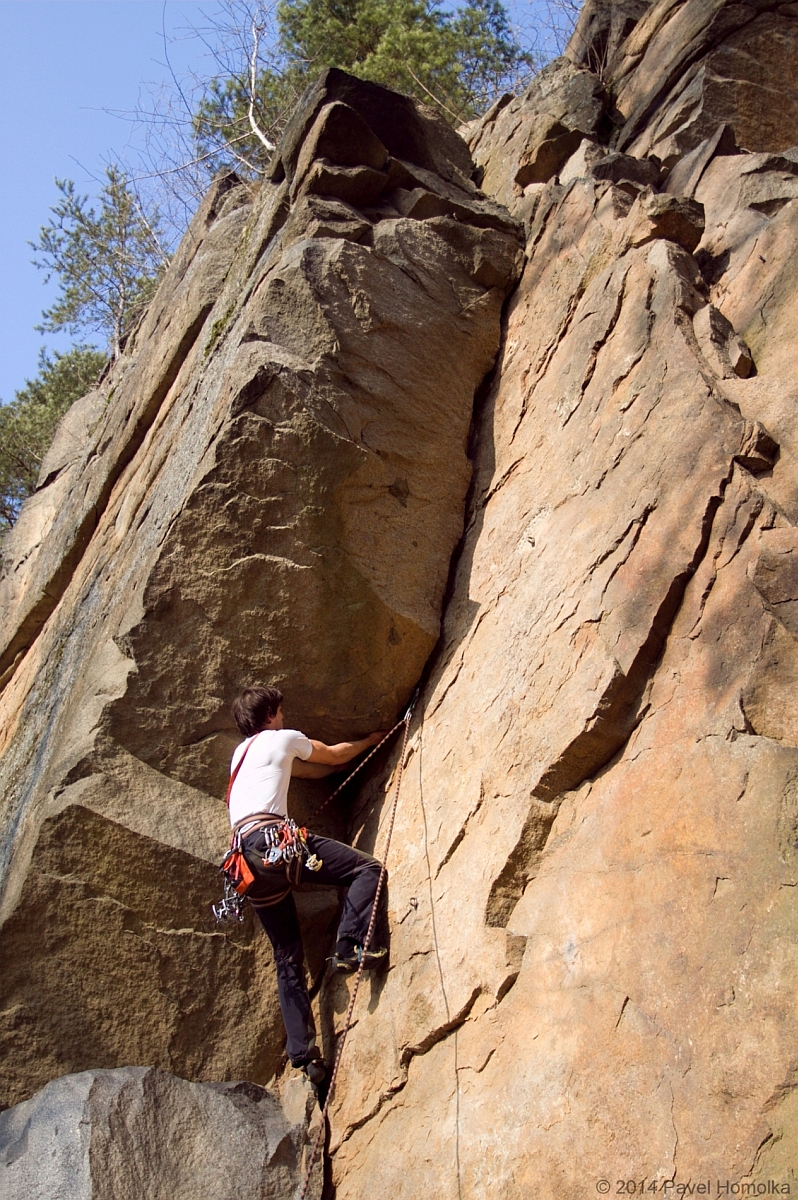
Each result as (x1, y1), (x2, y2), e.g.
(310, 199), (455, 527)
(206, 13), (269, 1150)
(291, 759), (337, 779)
(306, 731), (388, 767)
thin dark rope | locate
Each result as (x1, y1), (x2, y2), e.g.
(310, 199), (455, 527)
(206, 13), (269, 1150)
(298, 713), (412, 1200)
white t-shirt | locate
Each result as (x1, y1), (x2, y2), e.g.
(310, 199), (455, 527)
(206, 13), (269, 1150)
(228, 728), (313, 827)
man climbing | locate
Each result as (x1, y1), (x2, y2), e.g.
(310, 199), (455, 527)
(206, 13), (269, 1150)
(227, 684), (388, 1087)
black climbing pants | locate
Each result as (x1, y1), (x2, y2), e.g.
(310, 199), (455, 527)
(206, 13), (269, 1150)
(252, 833), (384, 1063)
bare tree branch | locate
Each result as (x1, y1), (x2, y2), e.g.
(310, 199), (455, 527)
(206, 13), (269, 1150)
(249, 18), (277, 152)
(404, 64), (465, 123)
(103, 0), (550, 247)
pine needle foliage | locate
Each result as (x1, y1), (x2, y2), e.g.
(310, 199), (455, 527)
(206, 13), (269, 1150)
(193, 0), (535, 175)
(0, 346), (106, 534)
(31, 166), (169, 361)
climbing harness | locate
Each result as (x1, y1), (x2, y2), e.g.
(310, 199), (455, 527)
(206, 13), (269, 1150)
(299, 687), (419, 1200)
(214, 812), (322, 921)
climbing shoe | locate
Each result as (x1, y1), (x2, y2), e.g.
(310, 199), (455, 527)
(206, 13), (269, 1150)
(329, 944), (388, 973)
(292, 1047), (326, 1087)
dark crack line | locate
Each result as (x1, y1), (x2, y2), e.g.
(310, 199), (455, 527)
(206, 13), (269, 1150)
(480, 458), (524, 507)
(435, 780), (486, 879)
(595, 504), (656, 595)
(561, 273), (626, 430)
(334, 987), (482, 1150)
(333, 1075), (410, 1148)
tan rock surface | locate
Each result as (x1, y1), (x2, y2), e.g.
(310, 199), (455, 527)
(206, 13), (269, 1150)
(568, 0), (798, 165)
(0, 70), (522, 1106)
(325, 180), (795, 1183)
(466, 57), (609, 209)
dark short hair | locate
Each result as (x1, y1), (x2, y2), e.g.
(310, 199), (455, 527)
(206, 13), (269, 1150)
(232, 685), (283, 737)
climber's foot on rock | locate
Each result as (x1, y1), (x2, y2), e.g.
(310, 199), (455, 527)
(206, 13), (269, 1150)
(329, 942), (388, 973)
(292, 1047), (326, 1087)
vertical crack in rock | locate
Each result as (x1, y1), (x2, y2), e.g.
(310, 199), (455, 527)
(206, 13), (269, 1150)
(326, 5), (798, 1195)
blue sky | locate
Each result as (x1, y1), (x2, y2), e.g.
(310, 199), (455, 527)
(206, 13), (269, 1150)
(0, 0), (226, 402)
(0, 0), (562, 405)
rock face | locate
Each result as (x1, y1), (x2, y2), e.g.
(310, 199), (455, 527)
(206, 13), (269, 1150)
(318, 3), (798, 1195)
(0, 1067), (323, 1199)
(0, 69), (522, 1109)
(467, 57), (611, 209)
(568, 0), (798, 165)
(2, 3), (798, 1198)
(0, 805), (285, 1110)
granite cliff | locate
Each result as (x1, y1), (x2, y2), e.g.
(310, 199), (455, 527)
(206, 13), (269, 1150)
(2, 0), (798, 1195)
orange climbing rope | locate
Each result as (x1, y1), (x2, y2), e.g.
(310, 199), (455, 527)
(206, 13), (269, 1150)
(299, 696), (416, 1199)
(307, 717), (407, 822)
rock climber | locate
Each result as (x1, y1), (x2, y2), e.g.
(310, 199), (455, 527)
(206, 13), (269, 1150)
(228, 684), (388, 1087)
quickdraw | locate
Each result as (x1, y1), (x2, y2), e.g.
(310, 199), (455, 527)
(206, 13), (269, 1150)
(212, 837), (255, 924)
(255, 816), (311, 867)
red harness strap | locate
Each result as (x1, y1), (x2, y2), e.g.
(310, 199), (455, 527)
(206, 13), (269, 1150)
(222, 733), (262, 895)
(225, 733), (260, 808)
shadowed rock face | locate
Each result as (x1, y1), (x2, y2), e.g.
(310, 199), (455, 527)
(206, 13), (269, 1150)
(0, 69), (522, 1109)
(3, 3), (798, 1195)
(568, 0), (798, 165)
(0, 806), (288, 1110)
